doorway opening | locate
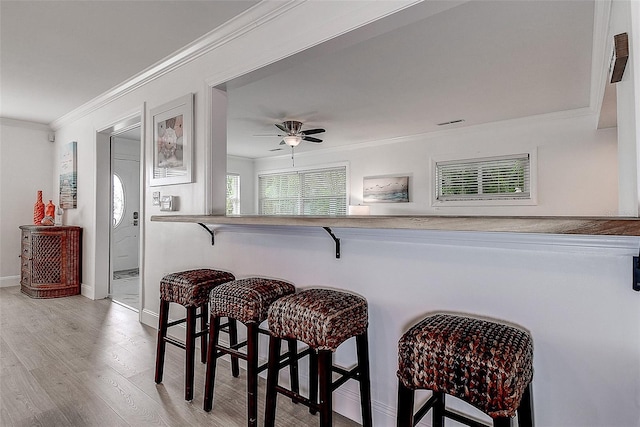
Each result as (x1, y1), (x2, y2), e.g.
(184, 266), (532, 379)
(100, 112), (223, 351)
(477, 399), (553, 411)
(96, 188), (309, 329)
(109, 126), (141, 311)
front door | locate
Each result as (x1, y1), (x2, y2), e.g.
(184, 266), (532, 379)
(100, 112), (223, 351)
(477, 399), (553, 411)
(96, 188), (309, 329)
(110, 130), (141, 309)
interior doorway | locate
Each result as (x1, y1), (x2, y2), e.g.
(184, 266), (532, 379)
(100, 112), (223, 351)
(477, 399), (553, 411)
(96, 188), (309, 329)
(110, 126), (141, 311)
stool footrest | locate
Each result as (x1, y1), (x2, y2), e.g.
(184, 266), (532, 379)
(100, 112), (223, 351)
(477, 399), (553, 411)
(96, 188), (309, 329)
(274, 384), (320, 412)
(443, 409), (491, 427)
(166, 317), (187, 328)
(330, 364), (360, 392)
(413, 394), (437, 425)
(165, 336), (187, 350)
(413, 393), (493, 427)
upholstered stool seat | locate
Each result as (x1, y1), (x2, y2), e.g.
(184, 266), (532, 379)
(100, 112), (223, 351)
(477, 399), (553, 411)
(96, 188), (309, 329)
(154, 268), (235, 401)
(204, 277), (298, 427)
(396, 314), (534, 427)
(264, 288), (373, 427)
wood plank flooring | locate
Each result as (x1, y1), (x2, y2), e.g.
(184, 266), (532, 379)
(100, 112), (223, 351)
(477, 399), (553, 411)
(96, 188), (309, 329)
(0, 286), (360, 426)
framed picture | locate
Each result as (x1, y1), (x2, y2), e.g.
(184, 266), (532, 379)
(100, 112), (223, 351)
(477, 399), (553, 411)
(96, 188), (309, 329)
(363, 175), (409, 203)
(150, 93), (193, 186)
(59, 141), (77, 209)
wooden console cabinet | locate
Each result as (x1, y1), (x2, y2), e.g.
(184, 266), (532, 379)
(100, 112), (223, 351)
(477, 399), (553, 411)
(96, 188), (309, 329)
(20, 225), (82, 298)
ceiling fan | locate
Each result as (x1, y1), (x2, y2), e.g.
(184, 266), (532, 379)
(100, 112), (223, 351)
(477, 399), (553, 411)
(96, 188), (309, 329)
(271, 120), (325, 147)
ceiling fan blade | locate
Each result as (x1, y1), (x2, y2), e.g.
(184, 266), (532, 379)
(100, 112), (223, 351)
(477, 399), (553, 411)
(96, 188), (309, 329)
(302, 128), (325, 135)
(303, 136), (323, 143)
(275, 123), (289, 133)
(253, 134), (284, 137)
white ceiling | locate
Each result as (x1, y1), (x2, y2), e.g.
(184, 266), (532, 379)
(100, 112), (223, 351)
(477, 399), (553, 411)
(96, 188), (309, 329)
(0, 0), (258, 124)
(1, 1), (600, 159)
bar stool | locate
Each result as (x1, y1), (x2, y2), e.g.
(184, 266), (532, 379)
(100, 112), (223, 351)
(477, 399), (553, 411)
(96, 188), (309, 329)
(154, 268), (236, 401)
(396, 314), (534, 427)
(203, 277), (298, 427)
(264, 288), (373, 427)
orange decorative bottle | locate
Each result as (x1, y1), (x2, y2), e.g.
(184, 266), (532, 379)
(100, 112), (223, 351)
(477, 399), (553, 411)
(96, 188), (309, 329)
(33, 191), (45, 225)
(42, 200), (56, 226)
(45, 200), (55, 218)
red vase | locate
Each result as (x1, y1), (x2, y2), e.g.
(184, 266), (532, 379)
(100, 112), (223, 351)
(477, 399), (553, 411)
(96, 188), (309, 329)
(33, 191), (45, 225)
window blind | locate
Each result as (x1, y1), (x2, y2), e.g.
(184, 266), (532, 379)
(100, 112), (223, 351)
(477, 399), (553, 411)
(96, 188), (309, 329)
(259, 166), (347, 215)
(436, 154), (530, 201)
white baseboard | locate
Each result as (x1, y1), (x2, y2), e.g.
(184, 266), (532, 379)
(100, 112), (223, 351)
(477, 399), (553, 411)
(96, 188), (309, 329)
(0, 276), (20, 288)
(141, 308), (158, 329)
(81, 283), (95, 299)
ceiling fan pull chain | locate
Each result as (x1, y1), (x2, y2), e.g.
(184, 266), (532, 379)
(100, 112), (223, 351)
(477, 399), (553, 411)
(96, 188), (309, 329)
(291, 146), (295, 167)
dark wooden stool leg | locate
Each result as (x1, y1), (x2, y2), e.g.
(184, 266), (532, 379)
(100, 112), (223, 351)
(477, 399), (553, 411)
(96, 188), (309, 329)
(318, 350), (333, 427)
(200, 303), (208, 363)
(154, 299), (169, 384)
(356, 332), (373, 427)
(433, 391), (445, 427)
(493, 417), (512, 427)
(228, 318), (240, 377)
(396, 380), (415, 427)
(287, 338), (300, 399)
(247, 323), (259, 427)
(264, 336), (282, 427)
(309, 348), (318, 415)
(517, 383), (534, 427)
(185, 306), (197, 401)
(203, 316), (221, 411)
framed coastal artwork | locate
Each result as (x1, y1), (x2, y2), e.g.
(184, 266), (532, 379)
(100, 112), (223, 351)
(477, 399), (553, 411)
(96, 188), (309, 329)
(363, 175), (409, 203)
(59, 141), (77, 209)
(150, 93), (193, 186)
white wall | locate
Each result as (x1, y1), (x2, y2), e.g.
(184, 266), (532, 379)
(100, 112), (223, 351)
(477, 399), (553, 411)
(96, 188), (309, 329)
(42, 1), (640, 426)
(251, 112), (618, 216)
(0, 120), (54, 282)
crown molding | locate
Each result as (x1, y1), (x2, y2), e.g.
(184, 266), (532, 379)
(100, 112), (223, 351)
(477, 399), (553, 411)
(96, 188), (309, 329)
(49, 1), (303, 131)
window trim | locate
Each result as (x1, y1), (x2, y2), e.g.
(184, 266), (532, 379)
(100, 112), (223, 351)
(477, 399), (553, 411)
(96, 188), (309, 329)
(430, 149), (537, 207)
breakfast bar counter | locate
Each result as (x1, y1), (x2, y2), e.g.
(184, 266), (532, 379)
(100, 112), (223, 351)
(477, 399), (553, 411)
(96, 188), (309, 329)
(151, 214), (640, 236)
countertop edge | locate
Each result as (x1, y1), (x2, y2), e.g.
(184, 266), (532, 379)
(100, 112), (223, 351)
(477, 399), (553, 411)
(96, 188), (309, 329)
(150, 215), (640, 236)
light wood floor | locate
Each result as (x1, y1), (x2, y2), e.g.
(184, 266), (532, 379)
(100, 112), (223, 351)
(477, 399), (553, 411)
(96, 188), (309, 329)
(0, 286), (360, 426)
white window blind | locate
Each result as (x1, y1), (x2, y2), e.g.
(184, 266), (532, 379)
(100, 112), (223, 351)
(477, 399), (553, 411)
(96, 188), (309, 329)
(259, 166), (347, 215)
(226, 174), (240, 214)
(436, 154), (530, 201)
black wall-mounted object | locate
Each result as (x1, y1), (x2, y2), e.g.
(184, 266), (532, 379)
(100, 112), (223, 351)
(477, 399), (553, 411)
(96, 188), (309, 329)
(610, 33), (629, 84)
(633, 254), (640, 291)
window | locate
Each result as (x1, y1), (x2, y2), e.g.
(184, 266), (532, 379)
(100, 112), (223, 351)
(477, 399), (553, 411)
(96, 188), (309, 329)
(259, 166), (347, 215)
(435, 154), (531, 202)
(112, 174), (125, 226)
(226, 174), (240, 215)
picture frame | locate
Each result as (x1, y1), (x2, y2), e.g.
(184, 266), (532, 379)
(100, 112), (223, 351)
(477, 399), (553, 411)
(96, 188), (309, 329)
(363, 175), (409, 203)
(59, 141), (77, 209)
(150, 93), (193, 186)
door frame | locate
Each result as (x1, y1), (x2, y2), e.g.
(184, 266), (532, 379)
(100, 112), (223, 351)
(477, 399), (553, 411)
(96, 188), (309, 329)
(95, 106), (145, 320)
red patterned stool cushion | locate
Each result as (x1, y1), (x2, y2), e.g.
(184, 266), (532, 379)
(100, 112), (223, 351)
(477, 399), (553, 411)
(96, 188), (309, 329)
(397, 314), (533, 418)
(268, 288), (368, 351)
(160, 269), (235, 307)
(210, 277), (296, 324)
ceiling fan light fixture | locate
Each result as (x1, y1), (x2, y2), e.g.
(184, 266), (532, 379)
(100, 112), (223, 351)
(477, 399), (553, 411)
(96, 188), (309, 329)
(284, 135), (302, 146)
